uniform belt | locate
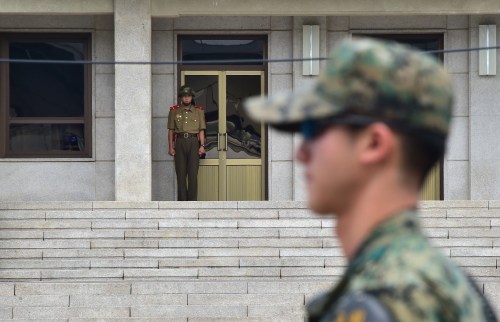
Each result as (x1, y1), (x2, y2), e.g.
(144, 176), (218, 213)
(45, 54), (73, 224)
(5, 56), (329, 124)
(177, 132), (198, 139)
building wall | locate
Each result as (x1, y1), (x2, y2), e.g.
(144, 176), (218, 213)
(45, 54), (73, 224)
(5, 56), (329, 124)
(469, 15), (500, 199)
(268, 17), (294, 201)
(0, 15), (115, 201)
(95, 15), (116, 201)
(151, 18), (175, 201)
(1, 14), (499, 201)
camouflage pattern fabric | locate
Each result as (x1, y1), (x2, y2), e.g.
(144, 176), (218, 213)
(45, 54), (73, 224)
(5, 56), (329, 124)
(307, 209), (495, 322)
(244, 38), (453, 143)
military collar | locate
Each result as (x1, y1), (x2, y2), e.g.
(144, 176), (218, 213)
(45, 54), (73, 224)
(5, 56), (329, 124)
(182, 104), (194, 111)
(306, 208), (421, 321)
(349, 208), (421, 273)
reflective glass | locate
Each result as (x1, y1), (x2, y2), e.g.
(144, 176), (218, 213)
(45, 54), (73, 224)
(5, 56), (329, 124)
(226, 75), (261, 159)
(9, 41), (85, 118)
(9, 124), (85, 153)
(181, 39), (264, 65)
(361, 35), (442, 59)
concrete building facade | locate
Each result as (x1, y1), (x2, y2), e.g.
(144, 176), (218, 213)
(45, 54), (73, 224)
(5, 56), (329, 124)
(0, 0), (500, 201)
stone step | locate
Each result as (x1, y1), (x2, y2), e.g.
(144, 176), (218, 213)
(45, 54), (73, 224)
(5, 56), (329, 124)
(0, 201), (498, 320)
(0, 219), (498, 277)
(0, 281), (497, 320)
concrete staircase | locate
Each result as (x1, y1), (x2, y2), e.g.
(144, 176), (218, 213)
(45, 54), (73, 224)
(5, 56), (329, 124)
(0, 200), (498, 321)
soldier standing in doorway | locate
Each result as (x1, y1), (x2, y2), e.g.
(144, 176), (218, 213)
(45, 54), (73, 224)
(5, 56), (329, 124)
(245, 38), (498, 321)
(168, 85), (206, 201)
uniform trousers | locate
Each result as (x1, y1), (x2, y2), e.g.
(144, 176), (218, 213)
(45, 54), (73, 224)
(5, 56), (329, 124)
(174, 135), (199, 201)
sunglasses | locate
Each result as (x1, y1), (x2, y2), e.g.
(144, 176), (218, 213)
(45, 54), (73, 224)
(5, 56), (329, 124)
(299, 115), (378, 141)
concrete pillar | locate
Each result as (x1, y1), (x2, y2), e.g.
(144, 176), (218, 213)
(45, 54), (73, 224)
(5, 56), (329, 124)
(114, 0), (152, 201)
(443, 16), (470, 200)
(469, 15), (500, 199)
(292, 16), (327, 201)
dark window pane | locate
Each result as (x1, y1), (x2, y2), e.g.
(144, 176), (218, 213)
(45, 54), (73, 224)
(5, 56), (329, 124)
(397, 38), (440, 52)
(9, 124), (85, 152)
(181, 39), (264, 65)
(226, 75), (261, 159)
(9, 41), (85, 117)
(360, 34), (442, 60)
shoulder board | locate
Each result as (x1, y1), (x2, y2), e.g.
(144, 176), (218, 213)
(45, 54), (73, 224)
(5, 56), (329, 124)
(169, 105), (180, 110)
(194, 105), (204, 111)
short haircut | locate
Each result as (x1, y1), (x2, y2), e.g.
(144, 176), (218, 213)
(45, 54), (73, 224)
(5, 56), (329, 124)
(344, 124), (443, 187)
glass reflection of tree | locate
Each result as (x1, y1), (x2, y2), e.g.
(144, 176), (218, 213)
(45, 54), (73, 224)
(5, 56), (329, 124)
(188, 75), (261, 159)
(193, 81), (218, 157)
(226, 91), (261, 159)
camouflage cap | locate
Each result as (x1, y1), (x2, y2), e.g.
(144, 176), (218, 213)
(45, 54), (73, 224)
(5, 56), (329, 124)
(244, 38), (453, 146)
(178, 85), (195, 97)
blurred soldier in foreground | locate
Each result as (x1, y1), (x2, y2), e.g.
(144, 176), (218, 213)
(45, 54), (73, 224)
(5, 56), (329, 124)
(245, 38), (497, 322)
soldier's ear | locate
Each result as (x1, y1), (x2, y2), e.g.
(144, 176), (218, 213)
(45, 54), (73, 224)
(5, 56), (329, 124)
(357, 123), (396, 166)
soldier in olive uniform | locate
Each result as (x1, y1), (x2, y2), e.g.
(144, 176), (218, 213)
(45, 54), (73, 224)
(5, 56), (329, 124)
(245, 38), (497, 321)
(168, 85), (206, 201)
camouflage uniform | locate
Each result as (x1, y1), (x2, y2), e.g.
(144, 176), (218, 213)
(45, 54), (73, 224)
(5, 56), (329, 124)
(244, 38), (498, 322)
(307, 209), (491, 321)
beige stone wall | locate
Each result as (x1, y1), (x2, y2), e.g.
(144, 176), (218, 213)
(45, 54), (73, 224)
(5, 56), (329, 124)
(0, 15), (115, 201)
(1, 12), (499, 201)
(469, 16), (500, 199)
(114, 0), (152, 201)
(151, 0), (500, 17)
(151, 18), (176, 201)
(1, 0), (500, 16)
(95, 16), (116, 201)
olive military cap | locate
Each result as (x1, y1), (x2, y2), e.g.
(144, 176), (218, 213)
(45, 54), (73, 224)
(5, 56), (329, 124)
(244, 38), (454, 147)
(178, 85), (196, 97)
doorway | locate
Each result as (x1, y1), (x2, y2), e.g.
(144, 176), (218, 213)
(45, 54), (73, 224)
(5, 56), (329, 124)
(181, 71), (265, 201)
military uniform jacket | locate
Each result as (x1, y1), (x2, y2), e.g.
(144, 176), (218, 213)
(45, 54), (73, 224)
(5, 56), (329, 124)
(167, 105), (206, 133)
(307, 209), (497, 322)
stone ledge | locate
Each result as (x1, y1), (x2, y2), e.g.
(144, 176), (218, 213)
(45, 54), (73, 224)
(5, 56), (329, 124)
(159, 201), (238, 209)
(419, 200), (489, 209)
(237, 201), (308, 209)
(0, 200), (498, 211)
(93, 201), (159, 210)
(0, 202), (93, 210)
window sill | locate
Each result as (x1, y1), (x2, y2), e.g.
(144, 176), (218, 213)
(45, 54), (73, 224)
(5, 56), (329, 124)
(0, 157), (97, 162)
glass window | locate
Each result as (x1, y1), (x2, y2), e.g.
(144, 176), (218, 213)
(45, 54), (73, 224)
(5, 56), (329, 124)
(9, 124), (85, 153)
(1, 34), (91, 157)
(356, 34), (443, 60)
(181, 38), (265, 65)
(226, 75), (262, 159)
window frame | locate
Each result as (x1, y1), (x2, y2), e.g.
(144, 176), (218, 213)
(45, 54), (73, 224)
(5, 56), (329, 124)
(0, 33), (92, 158)
(177, 35), (268, 71)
